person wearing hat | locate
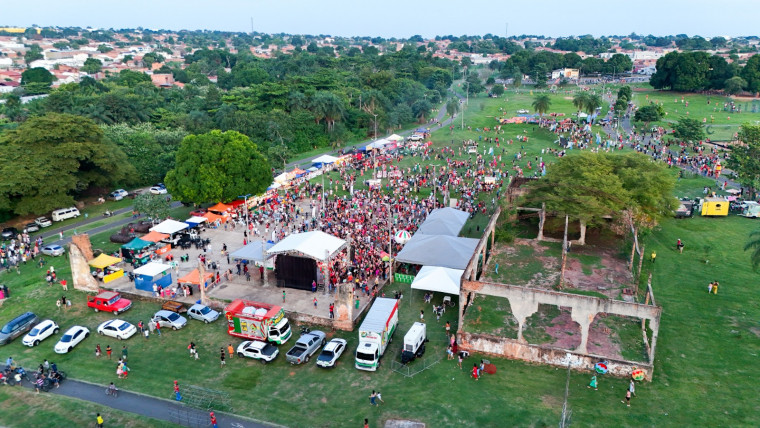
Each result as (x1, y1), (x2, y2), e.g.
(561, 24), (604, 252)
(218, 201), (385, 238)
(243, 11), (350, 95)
(210, 412), (218, 428)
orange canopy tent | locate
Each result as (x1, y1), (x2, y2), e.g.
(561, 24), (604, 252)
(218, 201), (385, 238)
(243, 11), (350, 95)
(141, 231), (170, 243)
(207, 202), (232, 214)
(203, 212), (227, 223)
(178, 269), (214, 285)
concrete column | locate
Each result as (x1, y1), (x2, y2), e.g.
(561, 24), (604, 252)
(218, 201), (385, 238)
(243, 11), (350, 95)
(571, 308), (596, 354)
(507, 297), (538, 343)
(648, 317), (659, 363)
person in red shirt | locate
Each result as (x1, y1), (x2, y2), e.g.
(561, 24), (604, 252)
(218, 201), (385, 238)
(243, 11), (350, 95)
(210, 412), (218, 428)
(472, 363), (479, 381)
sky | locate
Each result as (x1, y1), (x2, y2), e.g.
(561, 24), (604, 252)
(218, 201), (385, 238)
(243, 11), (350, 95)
(2, 0), (758, 39)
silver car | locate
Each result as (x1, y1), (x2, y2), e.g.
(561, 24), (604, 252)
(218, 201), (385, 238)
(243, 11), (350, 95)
(152, 310), (187, 330)
(187, 304), (220, 324)
(42, 245), (65, 257)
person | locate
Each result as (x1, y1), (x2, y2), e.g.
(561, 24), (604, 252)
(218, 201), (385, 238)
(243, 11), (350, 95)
(588, 375), (598, 390)
(96, 413), (104, 428)
(629, 379), (636, 397)
(713, 281), (719, 295)
(155, 321), (162, 337)
(478, 360), (485, 377)
(471, 363), (479, 380)
(445, 321), (451, 337)
(138, 320), (144, 335)
(227, 344), (234, 359)
(210, 412), (218, 428)
(676, 239), (684, 253)
(121, 346), (128, 361)
(457, 353), (463, 370)
(622, 389), (632, 407)
(35, 375), (44, 393)
(447, 345), (454, 360)
(650, 251), (656, 264)
(369, 390), (377, 406)
(282, 290), (286, 302)
(376, 391), (384, 404)
(420, 310), (424, 321)
(106, 345), (112, 360)
(364, 418), (369, 428)
(108, 382), (117, 395)
(95, 344), (101, 358)
(329, 303), (335, 319)
(313, 297), (318, 307)
(708, 282), (714, 294)
(43, 360), (49, 371)
(48, 371), (61, 388)
(6, 356), (14, 370)
(220, 348), (225, 367)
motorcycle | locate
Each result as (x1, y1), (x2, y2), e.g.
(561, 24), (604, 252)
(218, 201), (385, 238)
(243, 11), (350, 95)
(103, 210), (113, 217)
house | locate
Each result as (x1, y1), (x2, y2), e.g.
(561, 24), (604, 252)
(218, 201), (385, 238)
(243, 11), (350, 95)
(151, 73), (175, 88)
(551, 68), (580, 80)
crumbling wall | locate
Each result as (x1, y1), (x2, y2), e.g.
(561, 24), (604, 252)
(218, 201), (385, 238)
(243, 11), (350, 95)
(69, 235), (99, 292)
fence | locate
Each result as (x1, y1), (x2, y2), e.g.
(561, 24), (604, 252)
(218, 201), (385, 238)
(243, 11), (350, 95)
(169, 407), (211, 428)
(389, 353), (443, 378)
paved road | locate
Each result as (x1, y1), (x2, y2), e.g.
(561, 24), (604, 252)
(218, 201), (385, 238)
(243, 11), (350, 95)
(17, 376), (271, 428)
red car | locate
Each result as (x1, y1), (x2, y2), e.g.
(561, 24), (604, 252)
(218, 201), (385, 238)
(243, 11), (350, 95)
(87, 291), (132, 315)
(189, 209), (207, 217)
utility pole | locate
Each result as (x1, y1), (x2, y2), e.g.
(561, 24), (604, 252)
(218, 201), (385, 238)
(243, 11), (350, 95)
(387, 203), (393, 284)
(558, 215), (569, 290)
(199, 259), (207, 306)
(373, 113), (378, 140)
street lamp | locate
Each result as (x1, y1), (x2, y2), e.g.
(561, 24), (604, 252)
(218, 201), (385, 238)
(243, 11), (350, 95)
(373, 113), (378, 140)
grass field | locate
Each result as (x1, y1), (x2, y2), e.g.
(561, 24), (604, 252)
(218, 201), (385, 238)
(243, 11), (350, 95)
(1, 87), (759, 427)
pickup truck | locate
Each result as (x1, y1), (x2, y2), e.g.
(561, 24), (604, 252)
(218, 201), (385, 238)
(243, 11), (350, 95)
(285, 330), (326, 365)
(86, 291), (132, 315)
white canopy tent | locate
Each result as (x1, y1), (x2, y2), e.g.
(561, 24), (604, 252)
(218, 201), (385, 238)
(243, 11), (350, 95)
(274, 172), (289, 183)
(394, 234), (478, 270)
(312, 154), (339, 164)
(387, 134), (403, 142)
(411, 266), (464, 295)
(267, 231), (347, 262)
(133, 262), (172, 277)
(185, 216), (208, 224)
(231, 240), (275, 262)
(150, 219), (189, 235)
(417, 207), (470, 236)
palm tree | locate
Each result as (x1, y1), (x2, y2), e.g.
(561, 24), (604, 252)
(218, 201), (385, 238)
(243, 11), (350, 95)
(532, 94), (552, 117)
(585, 94), (602, 114)
(744, 230), (760, 270)
(573, 92), (589, 122)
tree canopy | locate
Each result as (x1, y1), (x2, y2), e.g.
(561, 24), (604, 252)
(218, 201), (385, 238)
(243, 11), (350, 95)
(0, 113), (135, 215)
(165, 130), (271, 204)
(727, 124), (760, 199)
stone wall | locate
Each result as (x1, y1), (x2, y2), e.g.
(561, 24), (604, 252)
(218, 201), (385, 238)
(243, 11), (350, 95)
(69, 235), (99, 292)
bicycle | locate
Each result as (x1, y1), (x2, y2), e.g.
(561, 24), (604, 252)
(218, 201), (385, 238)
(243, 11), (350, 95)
(105, 387), (119, 398)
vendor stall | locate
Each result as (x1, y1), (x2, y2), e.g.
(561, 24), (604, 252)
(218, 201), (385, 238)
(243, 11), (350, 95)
(141, 231), (172, 255)
(88, 254), (124, 284)
(133, 262), (173, 292)
(178, 269), (215, 291)
(121, 238), (153, 266)
(185, 216), (208, 228)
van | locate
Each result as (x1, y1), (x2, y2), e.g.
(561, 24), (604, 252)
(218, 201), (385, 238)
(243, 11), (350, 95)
(0, 312), (39, 345)
(401, 322), (427, 364)
(51, 207), (81, 222)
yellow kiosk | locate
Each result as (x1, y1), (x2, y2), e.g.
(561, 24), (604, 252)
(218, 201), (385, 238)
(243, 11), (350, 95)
(88, 254), (124, 284)
(700, 197), (729, 216)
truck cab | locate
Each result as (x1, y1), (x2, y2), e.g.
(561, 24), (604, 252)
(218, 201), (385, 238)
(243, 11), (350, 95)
(268, 316), (292, 344)
(355, 342), (380, 371)
(87, 291), (132, 315)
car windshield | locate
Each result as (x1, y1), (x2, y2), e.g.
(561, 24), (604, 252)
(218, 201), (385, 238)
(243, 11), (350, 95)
(168, 313), (179, 321)
(0, 325), (11, 334)
(61, 335), (72, 342)
(28, 328), (40, 336)
(199, 307), (211, 315)
(356, 351), (375, 361)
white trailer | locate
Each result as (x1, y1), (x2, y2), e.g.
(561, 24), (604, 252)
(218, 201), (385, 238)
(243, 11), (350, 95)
(355, 298), (399, 371)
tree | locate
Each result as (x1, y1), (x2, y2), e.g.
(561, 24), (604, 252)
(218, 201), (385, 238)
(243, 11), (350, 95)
(81, 57), (103, 74)
(724, 76), (747, 95)
(103, 123), (187, 186)
(165, 130), (271, 204)
(24, 44), (43, 65)
(491, 85), (505, 96)
(21, 67), (54, 86)
(613, 98), (629, 115)
(445, 98), (460, 118)
(0, 113), (135, 215)
(617, 86), (632, 102)
(97, 44), (113, 53)
(634, 104), (664, 124)
(743, 230), (760, 271)
(267, 144), (292, 168)
(411, 99), (432, 123)
(741, 55), (760, 94)
(673, 117), (705, 142)
(727, 124), (760, 199)
(573, 92), (589, 119)
(133, 193), (170, 220)
(532, 94), (551, 116)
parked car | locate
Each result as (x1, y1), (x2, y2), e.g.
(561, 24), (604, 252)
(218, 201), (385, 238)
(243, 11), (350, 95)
(187, 304), (219, 323)
(24, 222), (40, 233)
(97, 319), (137, 340)
(0, 312), (39, 345)
(1, 227), (19, 240)
(87, 291), (132, 315)
(316, 338), (348, 368)
(22, 319), (59, 347)
(35, 217), (53, 228)
(236, 340), (279, 363)
(151, 310), (187, 330)
(189, 209), (207, 217)
(109, 189), (129, 201)
(149, 186), (168, 195)
(41, 245), (65, 257)
(54, 326), (90, 354)
(285, 330), (326, 365)
(51, 207), (80, 222)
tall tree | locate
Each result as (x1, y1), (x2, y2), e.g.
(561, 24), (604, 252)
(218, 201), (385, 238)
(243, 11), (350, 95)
(532, 94), (551, 117)
(727, 124), (760, 199)
(673, 117), (705, 142)
(0, 113), (134, 215)
(133, 193), (170, 220)
(165, 130), (271, 204)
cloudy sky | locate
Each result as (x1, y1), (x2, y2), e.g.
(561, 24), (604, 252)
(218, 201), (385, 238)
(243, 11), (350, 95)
(2, 0), (756, 38)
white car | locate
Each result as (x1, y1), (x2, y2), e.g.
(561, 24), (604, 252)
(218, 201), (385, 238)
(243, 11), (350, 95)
(152, 310), (187, 330)
(316, 338), (348, 368)
(97, 319), (137, 340)
(22, 319), (59, 347)
(187, 304), (220, 324)
(35, 217), (52, 228)
(110, 189), (129, 200)
(149, 186), (168, 195)
(236, 340), (279, 363)
(41, 244), (65, 257)
(54, 326), (90, 354)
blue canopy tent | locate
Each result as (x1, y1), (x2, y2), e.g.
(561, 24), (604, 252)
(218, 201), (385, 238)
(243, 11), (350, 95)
(133, 262), (172, 292)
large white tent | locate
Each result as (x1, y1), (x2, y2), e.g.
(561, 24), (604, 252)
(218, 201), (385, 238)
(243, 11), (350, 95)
(133, 262), (172, 277)
(417, 207), (470, 236)
(411, 266), (464, 295)
(231, 240), (275, 262)
(150, 219), (189, 235)
(312, 154), (339, 164)
(394, 234), (478, 270)
(387, 134), (403, 142)
(267, 231), (347, 262)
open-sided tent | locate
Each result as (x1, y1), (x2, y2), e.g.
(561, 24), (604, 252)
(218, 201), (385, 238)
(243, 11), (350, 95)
(141, 231), (170, 243)
(150, 219), (189, 235)
(267, 231), (347, 261)
(122, 238), (151, 251)
(387, 134), (403, 142)
(88, 254), (124, 283)
(394, 235), (478, 270)
(231, 241), (275, 262)
(312, 154), (338, 166)
(417, 207), (469, 236)
(89, 254), (122, 269)
(411, 266), (464, 295)
(291, 168), (307, 177)
(185, 216), (208, 227)
(121, 238), (153, 264)
(133, 262), (172, 292)
(274, 172), (289, 184)
(178, 269), (214, 289)
(207, 202), (232, 214)
(203, 212), (227, 224)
